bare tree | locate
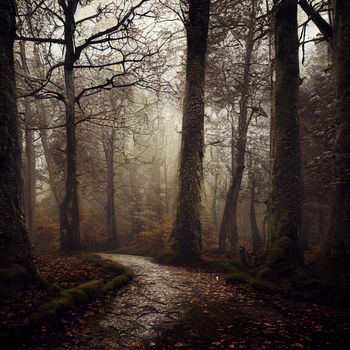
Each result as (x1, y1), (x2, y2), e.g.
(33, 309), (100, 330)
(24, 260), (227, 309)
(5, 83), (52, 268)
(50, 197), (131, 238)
(17, 0), (160, 251)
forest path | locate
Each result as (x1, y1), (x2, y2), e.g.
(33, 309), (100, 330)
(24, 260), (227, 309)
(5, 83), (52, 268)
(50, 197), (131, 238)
(23, 254), (349, 350)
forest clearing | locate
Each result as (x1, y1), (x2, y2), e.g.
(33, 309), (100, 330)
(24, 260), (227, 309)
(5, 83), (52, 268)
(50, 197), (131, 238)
(1, 0), (350, 349)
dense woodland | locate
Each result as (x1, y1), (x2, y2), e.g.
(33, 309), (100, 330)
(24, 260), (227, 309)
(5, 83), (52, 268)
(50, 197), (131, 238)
(0, 0), (350, 349)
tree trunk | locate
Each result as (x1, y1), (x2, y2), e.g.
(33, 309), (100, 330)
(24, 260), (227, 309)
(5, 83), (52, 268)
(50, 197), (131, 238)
(210, 146), (219, 234)
(164, 139), (169, 214)
(249, 173), (263, 253)
(0, 0), (36, 283)
(211, 172), (219, 233)
(32, 42), (62, 209)
(218, 0), (256, 253)
(269, 0), (302, 264)
(171, 0), (210, 261)
(39, 112), (62, 208)
(20, 41), (36, 234)
(103, 129), (118, 249)
(219, 181), (234, 251)
(323, 0), (350, 284)
(59, 9), (80, 252)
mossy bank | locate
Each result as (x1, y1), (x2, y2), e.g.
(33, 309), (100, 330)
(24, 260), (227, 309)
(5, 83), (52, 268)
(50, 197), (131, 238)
(1, 254), (134, 349)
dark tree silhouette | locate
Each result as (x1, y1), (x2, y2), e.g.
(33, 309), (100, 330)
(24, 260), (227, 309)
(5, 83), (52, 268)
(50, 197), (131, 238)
(0, 0), (36, 286)
(323, 0), (350, 287)
(269, 0), (302, 264)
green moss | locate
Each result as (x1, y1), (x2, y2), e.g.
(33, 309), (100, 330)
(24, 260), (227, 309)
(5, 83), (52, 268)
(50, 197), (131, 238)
(63, 288), (88, 303)
(103, 274), (130, 293)
(78, 254), (132, 276)
(32, 294), (75, 323)
(225, 272), (251, 284)
(77, 280), (103, 298)
(260, 237), (299, 281)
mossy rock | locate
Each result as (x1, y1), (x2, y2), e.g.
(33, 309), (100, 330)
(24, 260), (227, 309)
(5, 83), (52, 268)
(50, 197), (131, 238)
(225, 272), (251, 285)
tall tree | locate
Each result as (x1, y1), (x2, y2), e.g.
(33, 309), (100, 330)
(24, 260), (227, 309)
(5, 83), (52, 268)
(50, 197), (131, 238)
(323, 0), (350, 285)
(0, 0), (36, 284)
(171, 0), (211, 261)
(211, 0), (268, 253)
(19, 41), (36, 234)
(269, 0), (302, 264)
(102, 125), (118, 249)
(58, 0), (81, 252)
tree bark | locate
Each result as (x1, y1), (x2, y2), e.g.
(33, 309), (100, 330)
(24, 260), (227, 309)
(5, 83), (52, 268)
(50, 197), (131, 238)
(59, 4), (80, 252)
(323, 0), (350, 284)
(171, 0), (211, 260)
(249, 172), (263, 253)
(103, 128), (118, 249)
(269, 0), (302, 263)
(0, 0), (36, 282)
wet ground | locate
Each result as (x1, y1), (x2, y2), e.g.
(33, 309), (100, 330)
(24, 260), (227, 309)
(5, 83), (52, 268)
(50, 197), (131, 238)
(22, 254), (350, 350)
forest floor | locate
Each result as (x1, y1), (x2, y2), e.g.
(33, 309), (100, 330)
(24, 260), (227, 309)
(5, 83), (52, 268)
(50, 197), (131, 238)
(1, 252), (131, 350)
(18, 254), (350, 350)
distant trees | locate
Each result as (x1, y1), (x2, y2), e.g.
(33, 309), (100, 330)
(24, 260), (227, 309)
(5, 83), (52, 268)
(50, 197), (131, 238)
(171, 0), (211, 260)
(204, 0), (270, 254)
(17, 0), (159, 252)
(217, 0), (265, 254)
(0, 0), (36, 284)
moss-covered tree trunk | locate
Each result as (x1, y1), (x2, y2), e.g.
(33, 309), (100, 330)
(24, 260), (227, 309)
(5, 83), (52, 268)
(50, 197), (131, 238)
(0, 0), (36, 284)
(323, 0), (350, 285)
(269, 0), (302, 265)
(171, 0), (210, 261)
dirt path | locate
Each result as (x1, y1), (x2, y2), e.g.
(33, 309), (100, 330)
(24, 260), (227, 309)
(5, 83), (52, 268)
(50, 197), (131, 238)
(22, 254), (350, 350)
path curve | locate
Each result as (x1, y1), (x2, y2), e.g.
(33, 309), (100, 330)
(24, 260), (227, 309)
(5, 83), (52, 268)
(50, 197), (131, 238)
(23, 254), (350, 350)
